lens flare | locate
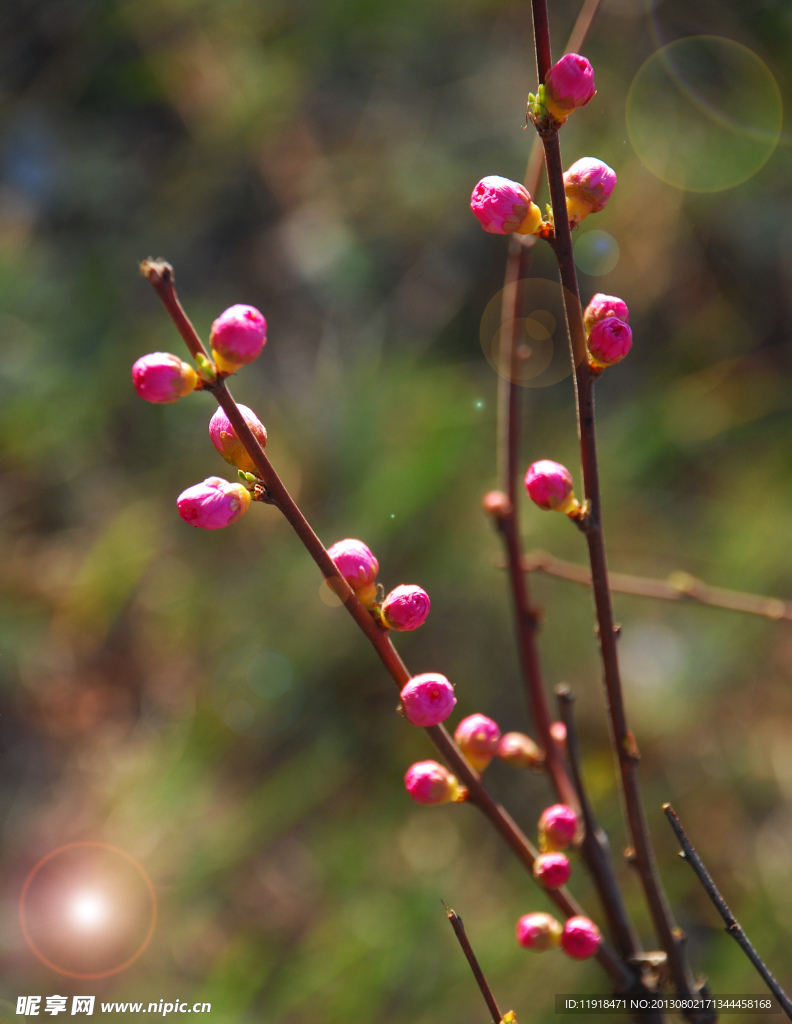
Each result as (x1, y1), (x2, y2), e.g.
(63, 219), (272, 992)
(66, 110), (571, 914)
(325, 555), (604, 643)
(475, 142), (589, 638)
(19, 842), (157, 979)
(627, 36), (782, 192)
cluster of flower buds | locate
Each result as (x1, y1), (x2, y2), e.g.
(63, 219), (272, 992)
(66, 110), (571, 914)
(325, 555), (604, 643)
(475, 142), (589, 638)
(404, 761), (467, 805)
(132, 302), (271, 530)
(524, 460), (585, 520)
(563, 157), (617, 228)
(583, 293), (632, 370)
(516, 912), (601, 960)
(327, 538), (432, 627)
(532, 803), (578, 890)
(470, 176), (544, 236)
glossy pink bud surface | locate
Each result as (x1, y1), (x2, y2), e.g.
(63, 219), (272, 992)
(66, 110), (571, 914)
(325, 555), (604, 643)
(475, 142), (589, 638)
(515, 912), (563, 951)
(454, 714), (501, 772)
(404, 761), (464, 805)
(327, 538), (379, 591)
(210, 304), (267, 372)
(561, 916), (601, 960)
(400, 673), (456, 727)
(544, 53), (596, 121)
(177, 476), (251, 530)
(132, 352), (197, 404)
(208, 404), (267, 475)
(539, 804), (578, 851)
(525, 460), (575, 512)
(587, 317), (632, 368)
(470, 176), (540, 235)
(381, 584), (431, 631)
(532, 852), (571, 890)
(564, 157), (617, 216)
(583, 293), (630, 334)
(497, 732), (544, 770)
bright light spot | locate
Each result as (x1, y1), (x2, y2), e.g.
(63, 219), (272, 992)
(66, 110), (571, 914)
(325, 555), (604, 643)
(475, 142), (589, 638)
(70, 892), (107, 930)
(474, 399), (485, 410)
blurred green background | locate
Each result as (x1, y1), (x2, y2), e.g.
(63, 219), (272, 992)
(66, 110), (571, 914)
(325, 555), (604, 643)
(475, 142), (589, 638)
(2, 0), (792, 1019)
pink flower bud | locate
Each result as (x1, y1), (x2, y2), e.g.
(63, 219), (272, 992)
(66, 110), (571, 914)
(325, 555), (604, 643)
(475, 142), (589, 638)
(515, 912), (563, 951)
(327, 539), (379, 595)
(210, 304), (267, 373)
(539, 804), (578, 852)
(525, 460), (576, 513)
(132, 352), (198, 404)
(563, 158), (617, 226)
(497, 732), (544, 770)
(532, 852), (571, 890)
(454, 714), (501, 772)
(561, 916), (601, 960)
(470, 176), (543, 236)
(400, 672), (456, 727)
(404, 760), (467, 805)
(381, 584), (431, 631)
(583, 293), (630, 334)
(544, 53), (596, 123)
(177, 476), (251, 530)
(482, 490), (512, 520)
(208, 404), (267, 475)
(587, 317), (632, 369)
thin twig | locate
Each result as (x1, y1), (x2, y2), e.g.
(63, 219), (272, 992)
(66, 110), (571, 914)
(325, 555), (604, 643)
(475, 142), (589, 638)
(444, 904), (503, 1024)
(556, 684), (640, 965)
(527, 3), (711, 1018)
(492, 0), (603, 824)
(663, 805), (792, 1021)
(521, 551), (792, 623)
(142, 260), (635, 993)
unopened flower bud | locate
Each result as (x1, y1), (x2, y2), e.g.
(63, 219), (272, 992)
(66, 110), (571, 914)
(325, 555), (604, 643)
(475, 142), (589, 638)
(327, 538), (379, 606)
(533, 852), (571, 890)
(454, 714), (501, 772)
(177, 476), (251, 530)
(470, 176), (543, 236)
(381, 584), (430, 631)
(404, 760), (467, 805)
(583, 293), (630, 334)
(587, 317), (632, 369)
(497, 732), (544, 770)
(525, 460), (576, 513)
(539, 804), (578, 852)
(400, 672), (456, 727)
(132, 352), (198, 404)
(550, 720), (568, 752)
(515, 912), (563, 951)
(561, 916), (601, 960)
(563, 158), (617, 227)
(543, 54), (596, 123)
(482, 490), (512, 520)
(209, 405), (267, 475)
(210, 304), (267, 373)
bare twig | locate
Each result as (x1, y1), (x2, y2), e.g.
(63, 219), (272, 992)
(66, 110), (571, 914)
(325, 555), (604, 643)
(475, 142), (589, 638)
(527, 3), (711, 1017)
(663, 805), (792, 1021)
(492, 0), (604, 825)
(521, 551), (792, 623)
(556, 684), (640, 964)
(444, 904), (503, 1024)
(142, 260), (635, 993)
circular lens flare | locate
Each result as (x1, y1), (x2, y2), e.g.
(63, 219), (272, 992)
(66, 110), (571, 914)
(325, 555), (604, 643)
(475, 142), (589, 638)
(19, 842), (157, 979)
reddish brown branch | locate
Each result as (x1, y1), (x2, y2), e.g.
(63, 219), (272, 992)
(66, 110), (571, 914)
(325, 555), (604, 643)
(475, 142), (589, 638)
(521, 551), (792, 623)
(528, 2), (711, 1017)
(143, 260), (635, 994)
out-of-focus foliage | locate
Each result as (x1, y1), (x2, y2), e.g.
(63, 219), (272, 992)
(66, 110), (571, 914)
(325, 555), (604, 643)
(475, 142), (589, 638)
(1, 0), (792, 1019)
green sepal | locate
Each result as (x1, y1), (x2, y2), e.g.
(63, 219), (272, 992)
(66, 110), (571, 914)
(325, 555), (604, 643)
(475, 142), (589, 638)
(195, 353), (218, 383)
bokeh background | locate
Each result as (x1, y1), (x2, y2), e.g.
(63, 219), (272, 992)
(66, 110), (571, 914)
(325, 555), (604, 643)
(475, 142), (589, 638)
(2, 0), (792, 1019)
